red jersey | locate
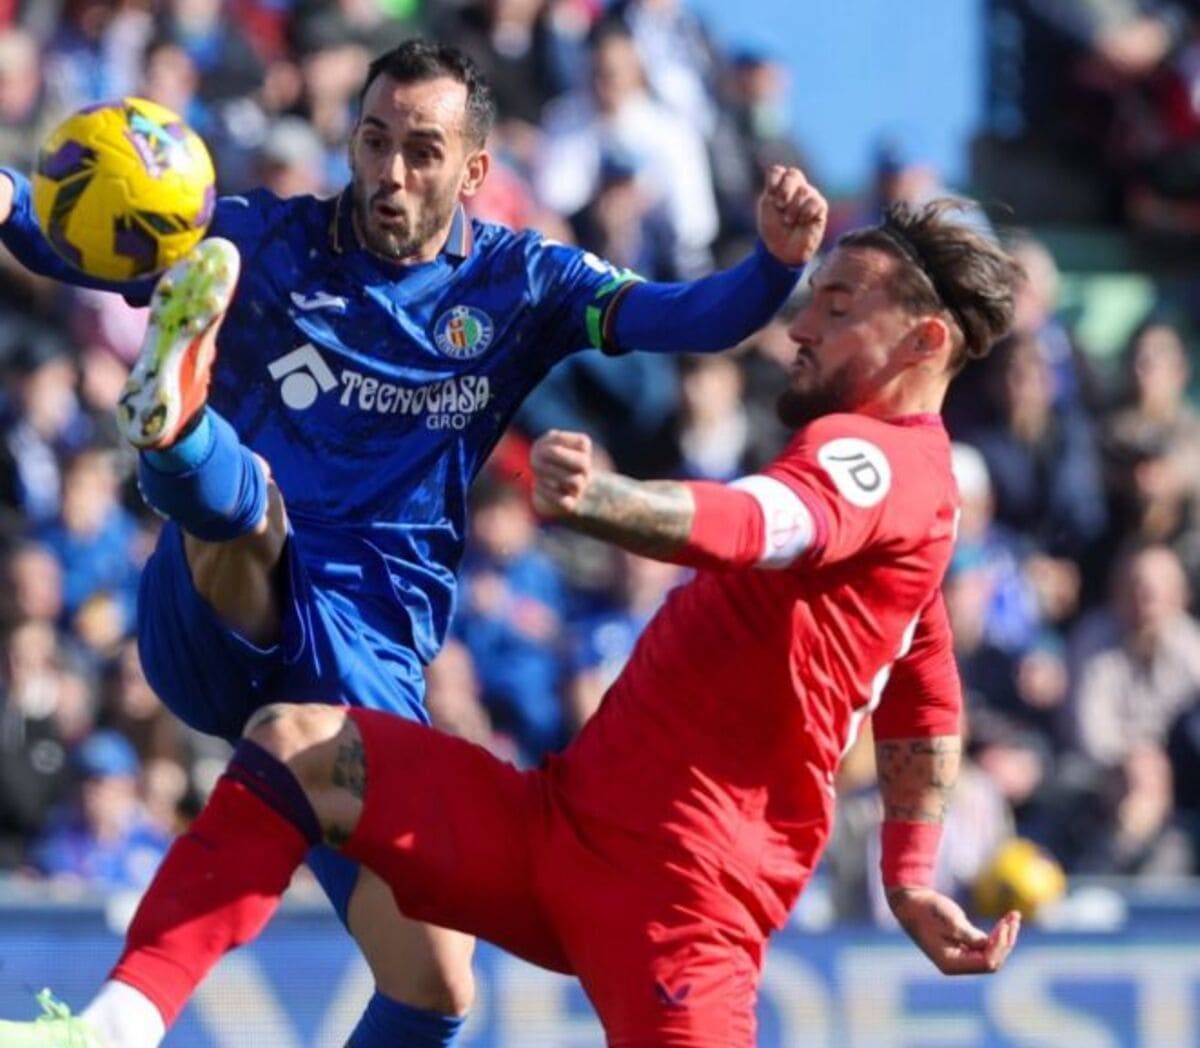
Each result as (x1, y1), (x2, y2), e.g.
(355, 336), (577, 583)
(547, 412), (962, 934)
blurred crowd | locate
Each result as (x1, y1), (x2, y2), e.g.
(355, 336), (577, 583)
(2, 0), (1200, 930)
(982, 0), (1200, 231)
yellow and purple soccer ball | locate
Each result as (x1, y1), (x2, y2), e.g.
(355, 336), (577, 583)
(972, 837), (1067, 920)
(32, 98), (215, 281)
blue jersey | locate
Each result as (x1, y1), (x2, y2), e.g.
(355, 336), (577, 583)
(200, 188), (641, 664)
(3, 177), (640, 665)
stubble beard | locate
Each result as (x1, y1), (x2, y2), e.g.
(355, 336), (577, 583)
(352, 178), (460, 262)
(775, 359), (858, 428)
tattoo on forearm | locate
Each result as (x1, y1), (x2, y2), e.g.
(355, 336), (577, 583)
(876, 736), (960, 824)
(331, 738), (366, 800)
(569, 472), (695, 559)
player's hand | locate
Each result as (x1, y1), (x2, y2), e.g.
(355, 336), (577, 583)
(0, 173), (13, 226)
(888, 886), (1021, 975)
(756, 165), (828, 266)
(531, 429), (594, 519)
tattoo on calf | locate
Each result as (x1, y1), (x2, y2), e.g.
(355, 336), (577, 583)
(332, 737), (366, 800)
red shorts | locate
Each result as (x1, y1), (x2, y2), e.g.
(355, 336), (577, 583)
(342, 709), (767, 1047)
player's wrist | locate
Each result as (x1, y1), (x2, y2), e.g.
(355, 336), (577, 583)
(880, 819), (943, 892)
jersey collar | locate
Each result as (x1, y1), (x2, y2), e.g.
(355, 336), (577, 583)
(329, 188), (474, 261)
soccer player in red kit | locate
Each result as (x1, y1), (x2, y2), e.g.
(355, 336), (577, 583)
(3, 199), (1024, 1047)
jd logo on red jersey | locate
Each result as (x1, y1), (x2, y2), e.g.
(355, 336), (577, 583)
(816, 437), (891, 508)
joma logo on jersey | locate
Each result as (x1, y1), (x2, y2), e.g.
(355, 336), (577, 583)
(267, 343), (492, 429)
(433, 305), (494, 359)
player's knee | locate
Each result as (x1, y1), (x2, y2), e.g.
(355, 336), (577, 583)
(244, 702), (347, 776)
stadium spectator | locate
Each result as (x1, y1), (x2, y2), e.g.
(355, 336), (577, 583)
(0, 329), (91, 527)
(535, 20), (719, 276)
(0, 28), (67, 172)
(455, 470), (568, 762)
(566, 145), (675, 278)
(653, 352), (785, 482)
(159, 0), (265, 103)
(515, 347), (682, 478)
(254, 115), (331, 199)
(605, 0), (721, 136)
(708, 48), (807, 246)
(948, 442), (1077, 740)
(30, 728), (171, 892)
(36, 445), (144, 643)
(961, 332), (1108, 562)
(1068, 543), (1200, 768)
(429, 0), (585, 126)
(1101, 320), (1200, 598)
(0, 539), (65, 630)
(0, 620), (71, 870)
(423, 636), (519, 761)
(563, 548), (682, 731)
(42, 0), (154, 113)
(1006, 232), (1100, 413)
(980, 0), (1188, 223)
(1070, 739), (1195, 875)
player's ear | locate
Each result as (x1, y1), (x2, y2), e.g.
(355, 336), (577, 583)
(911, 316), (953, 362)
(459, 149), (490, 200)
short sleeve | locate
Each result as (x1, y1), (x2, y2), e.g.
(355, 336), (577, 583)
(761, 415), (910, 568)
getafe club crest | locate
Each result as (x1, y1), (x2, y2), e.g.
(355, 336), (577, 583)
(433, 305), (494, 360)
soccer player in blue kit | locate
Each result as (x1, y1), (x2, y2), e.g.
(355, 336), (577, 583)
(0, 39), (826, 1048)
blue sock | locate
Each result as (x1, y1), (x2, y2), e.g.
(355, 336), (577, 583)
(346, 991), (466, 1048)
(137, 408), (268, 542)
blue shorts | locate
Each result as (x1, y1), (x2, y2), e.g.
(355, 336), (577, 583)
(137, 521), (431, 919)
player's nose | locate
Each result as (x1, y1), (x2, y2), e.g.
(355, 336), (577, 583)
(377, 151), (405, 188)
(785, 306), (819, 348)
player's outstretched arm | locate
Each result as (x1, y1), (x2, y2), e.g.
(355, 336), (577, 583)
(602, 166), (827, 357)
(0, 168), (158, 298)
(876, 734), (1021, 975)
(531, 428), (814, 569)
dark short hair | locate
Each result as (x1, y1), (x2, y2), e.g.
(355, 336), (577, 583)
(358, 39), (496, 148)
(839, 200), (1021, 372)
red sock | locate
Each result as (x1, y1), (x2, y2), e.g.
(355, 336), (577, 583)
(109, 773), (312, 1025)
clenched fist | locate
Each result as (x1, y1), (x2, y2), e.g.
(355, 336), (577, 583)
(757, 165), (828, 266)
(530, 429), (595, 519)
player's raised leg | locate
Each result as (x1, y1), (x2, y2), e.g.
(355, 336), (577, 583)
(119, 238), (286, 645)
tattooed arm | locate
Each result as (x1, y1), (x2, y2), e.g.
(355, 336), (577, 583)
(529, 428), (809, 569)
(876, 734), (959, 828)
(875, 732), (1021, 974)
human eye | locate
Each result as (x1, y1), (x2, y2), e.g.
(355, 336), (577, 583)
(409, 144), (442, 165)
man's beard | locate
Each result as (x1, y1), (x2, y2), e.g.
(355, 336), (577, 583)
(775, 359), (857, 428)
(352, 180), (459, 261)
